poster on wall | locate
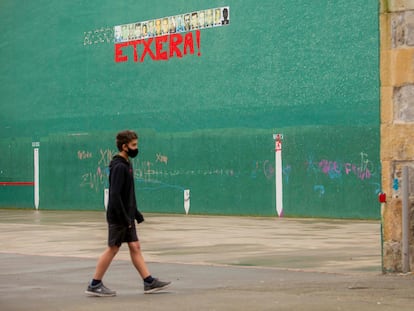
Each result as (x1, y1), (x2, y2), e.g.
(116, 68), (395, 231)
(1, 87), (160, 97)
(83, 6), (230, 63)
(114, 7), (230, 43)
(112, 6), (230, 63)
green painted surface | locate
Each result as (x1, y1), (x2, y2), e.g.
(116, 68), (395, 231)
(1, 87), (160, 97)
(0, 0), (380, 218)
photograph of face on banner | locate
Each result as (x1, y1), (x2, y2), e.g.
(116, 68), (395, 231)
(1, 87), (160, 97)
(205, 9), (213, 27)
(141, 22), (148, 38)
(221, 7), (230, 25)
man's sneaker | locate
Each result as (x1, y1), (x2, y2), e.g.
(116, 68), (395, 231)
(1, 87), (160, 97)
(85, 282), (116, 297)
(144, 278), (171, 294)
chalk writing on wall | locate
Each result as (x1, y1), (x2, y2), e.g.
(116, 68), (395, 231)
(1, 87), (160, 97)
(79, 149), (178, 192)
(79, 148), (116, 192)
(77, 150), (92, 160)
(79, 148), (378, 196)
(156, 153), (168, 164)
(83, 27), (114, 45)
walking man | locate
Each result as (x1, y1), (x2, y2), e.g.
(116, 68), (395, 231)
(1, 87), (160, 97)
(86, 130), (170, 296)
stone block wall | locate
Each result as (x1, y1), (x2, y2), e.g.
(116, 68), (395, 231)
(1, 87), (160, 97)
(380, 0), (414, 272)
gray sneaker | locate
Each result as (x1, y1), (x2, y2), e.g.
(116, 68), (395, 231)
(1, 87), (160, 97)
(85, 282), (116, 297)
(144, 278), (171, 294)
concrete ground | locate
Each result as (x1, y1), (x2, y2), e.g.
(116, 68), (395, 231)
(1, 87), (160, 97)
(0, 209), (413, 310)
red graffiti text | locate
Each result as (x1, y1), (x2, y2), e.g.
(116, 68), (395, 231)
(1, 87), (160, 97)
(115, 30), (201, 63)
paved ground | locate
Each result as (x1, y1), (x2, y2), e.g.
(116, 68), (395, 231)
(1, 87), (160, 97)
(0, 209), (413, 310)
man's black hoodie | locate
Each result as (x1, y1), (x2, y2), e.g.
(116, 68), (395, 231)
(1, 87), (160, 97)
(106, 155), (144, 226)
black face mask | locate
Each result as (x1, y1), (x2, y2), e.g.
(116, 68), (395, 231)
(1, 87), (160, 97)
(127, 148), (139, 158)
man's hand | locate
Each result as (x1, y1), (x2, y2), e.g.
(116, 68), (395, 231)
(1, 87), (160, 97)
(135, 210), (145, 224)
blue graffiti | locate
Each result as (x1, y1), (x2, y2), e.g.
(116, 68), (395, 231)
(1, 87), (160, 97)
(393, 178), (399, 191)
(283, 165), (291, 184)
(314, 185), (325, 197)
(136, 178), (185, 192)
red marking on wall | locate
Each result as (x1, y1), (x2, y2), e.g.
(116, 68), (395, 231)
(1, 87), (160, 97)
(0, 182), (35, 186)
(196, 29), (201, 56)
(115, 30), (201, 63)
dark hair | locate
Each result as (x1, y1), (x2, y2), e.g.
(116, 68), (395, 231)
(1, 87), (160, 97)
(116, 130), (138, 151)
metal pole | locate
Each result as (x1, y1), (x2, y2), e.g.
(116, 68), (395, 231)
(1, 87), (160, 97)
(34, 148), (39, 210)
(402, 166), (410, 273)
(104, 188), (109, 211)
(184, 189), (190, 215)
(275, 139), (278, 215)
(273, 134), (283, 217)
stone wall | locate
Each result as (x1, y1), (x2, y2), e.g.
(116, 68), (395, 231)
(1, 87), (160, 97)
(380, 0), (414, 272)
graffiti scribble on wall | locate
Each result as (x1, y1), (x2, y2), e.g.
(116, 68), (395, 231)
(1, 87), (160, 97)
(314, 152), (375, 181)
(77, 150), (92, 160)
(79, 148), (116, 192)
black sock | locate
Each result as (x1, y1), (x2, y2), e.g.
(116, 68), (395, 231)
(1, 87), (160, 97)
(91, 279), (101, 286)
(144, 276), (154, 283)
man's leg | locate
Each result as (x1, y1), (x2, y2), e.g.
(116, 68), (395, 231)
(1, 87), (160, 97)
(93, 245), (120, 280)
(128, 241), (171, 293)
(85, 246), (119, 297)
(127, 241), (150, 278)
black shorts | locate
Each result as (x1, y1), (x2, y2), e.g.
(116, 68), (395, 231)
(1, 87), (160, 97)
(108, 223), (138, 247)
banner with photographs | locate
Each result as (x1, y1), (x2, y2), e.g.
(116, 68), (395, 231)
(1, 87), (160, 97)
(114, 6), (230, 43)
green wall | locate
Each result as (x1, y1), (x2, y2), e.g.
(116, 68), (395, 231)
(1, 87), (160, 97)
(0, 0), (380, 218)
